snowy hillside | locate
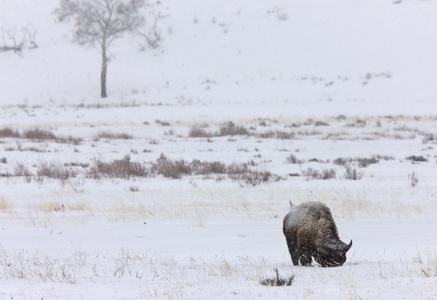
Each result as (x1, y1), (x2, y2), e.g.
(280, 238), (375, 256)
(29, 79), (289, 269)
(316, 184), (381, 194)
(2, 0), (437, 114)
(1, 0), (437, 299)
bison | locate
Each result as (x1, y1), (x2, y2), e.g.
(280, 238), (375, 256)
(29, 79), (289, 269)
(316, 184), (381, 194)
(283, 202), (352, 267)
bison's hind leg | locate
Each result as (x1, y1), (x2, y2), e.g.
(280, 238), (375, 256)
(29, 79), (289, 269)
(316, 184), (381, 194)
(299, 252), (313, 267)
(285, 236), (300, 266)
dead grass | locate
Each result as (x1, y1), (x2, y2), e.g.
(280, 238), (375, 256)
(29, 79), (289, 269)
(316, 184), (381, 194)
(0, 196), (13, 211)
(32, 201), (65, 213)
(108, 201), (152, 222)
(67, 201), (91, 211)
(417, 251), (437, 278)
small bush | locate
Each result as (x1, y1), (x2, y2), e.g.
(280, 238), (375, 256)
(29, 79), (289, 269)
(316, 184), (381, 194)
(314, 121), (329, 127)
(422, 134), (435, 144)
(308, 158), (327, 163)
(155, 120), (171, 126)
(275, 130), (295, 140)
(189, 126), (211, 138)
(37, 161), (76, 182)
(409, 172), (418, 187)
(64, 162), (90, 168)
(356, 156), (379, 168)
(151, 154), (191, 179)
(190, 160), (227, 175)
(302, 167), (320, 180)
(343, 166), (364, 180)
(219, 122), (249, 136)
(320, 168), (337, 180)
(260, 268), (294, 286)
(246, 170), (281, 186)
(129, 185), (139, 192)
(406, 155), (428, 163)
(333, 157), (348, 166)
(286, 154), (303, 164)
(256, 130), (276, 139)
(56, 135), (83, 145)
(334, 156), (380, 168)
(302, 168), (336, 180)
(14, 163), (33, 182)
(377, 155), (395, 161)
(95, 131), (133, 140)
(229, 169), (281, 186)
(0, 127), (20, 138)
(89, 155), (147, 179)
(0, 157), (6, 164)
(22, 147), (48, 153)
(24, 128), (57, 140)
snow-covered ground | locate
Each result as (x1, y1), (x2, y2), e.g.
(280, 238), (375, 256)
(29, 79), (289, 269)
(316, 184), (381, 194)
(1, 0), (437, 299)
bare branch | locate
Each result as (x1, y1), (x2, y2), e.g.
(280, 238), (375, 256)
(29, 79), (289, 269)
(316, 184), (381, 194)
(23, 25), (38, 49)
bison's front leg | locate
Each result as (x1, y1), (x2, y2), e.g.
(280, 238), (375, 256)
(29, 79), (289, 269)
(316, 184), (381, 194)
(285, 236), (301, 266)
(299, 252), (313, 266)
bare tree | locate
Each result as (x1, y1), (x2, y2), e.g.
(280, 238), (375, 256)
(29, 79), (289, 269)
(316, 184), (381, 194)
(54, 0), (145, 98)
(0, 25), (38, 53)
(1, 27), (26, 53)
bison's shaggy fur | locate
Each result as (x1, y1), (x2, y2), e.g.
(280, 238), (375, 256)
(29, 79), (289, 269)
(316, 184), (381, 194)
(283, 202), (352, 267)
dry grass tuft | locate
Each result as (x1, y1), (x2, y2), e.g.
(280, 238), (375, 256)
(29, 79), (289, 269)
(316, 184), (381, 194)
(31, 201), (65, 213)
(67, 201), (91, 211)
(0, 197), (13, 211)
(260, 268), (294, 286)
(108, 201), (151, 222)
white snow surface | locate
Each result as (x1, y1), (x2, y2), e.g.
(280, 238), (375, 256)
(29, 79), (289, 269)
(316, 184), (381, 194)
(0, 0), (437, 299)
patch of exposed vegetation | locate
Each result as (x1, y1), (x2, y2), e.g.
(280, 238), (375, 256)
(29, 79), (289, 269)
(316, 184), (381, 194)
(260, 268), (294, 286)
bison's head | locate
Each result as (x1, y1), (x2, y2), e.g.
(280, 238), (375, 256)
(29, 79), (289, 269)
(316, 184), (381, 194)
(315, 240), (352, 267)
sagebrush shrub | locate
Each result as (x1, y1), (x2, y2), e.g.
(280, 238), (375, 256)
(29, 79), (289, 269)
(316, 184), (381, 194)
(286, 154), (302, 164)
(0, 127), (20, 138)
(151, 154), (191, 179)
(406, 155), (428, 163)
(89, 155), (147, 179)
(302, 168), (336, 180)
(24, 128), (57, 140)
(343, 166), (363, 180)
(37, 161), (76, 182)
(95, 131), (132, 140)
(188, 126), (211, 138)
(219, 122), (249, 136)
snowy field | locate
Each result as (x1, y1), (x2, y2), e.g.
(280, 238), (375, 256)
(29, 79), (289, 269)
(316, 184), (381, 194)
(1, 0), (437, 299)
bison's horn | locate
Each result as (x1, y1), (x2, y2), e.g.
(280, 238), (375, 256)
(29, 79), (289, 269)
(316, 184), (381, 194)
(346, 240), (353, 252)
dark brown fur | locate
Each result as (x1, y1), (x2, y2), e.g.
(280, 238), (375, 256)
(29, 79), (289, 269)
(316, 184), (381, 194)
(283, 202), (352, 267)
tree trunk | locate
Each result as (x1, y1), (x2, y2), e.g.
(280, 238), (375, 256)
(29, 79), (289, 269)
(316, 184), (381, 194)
(100, 37), (108, 98)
